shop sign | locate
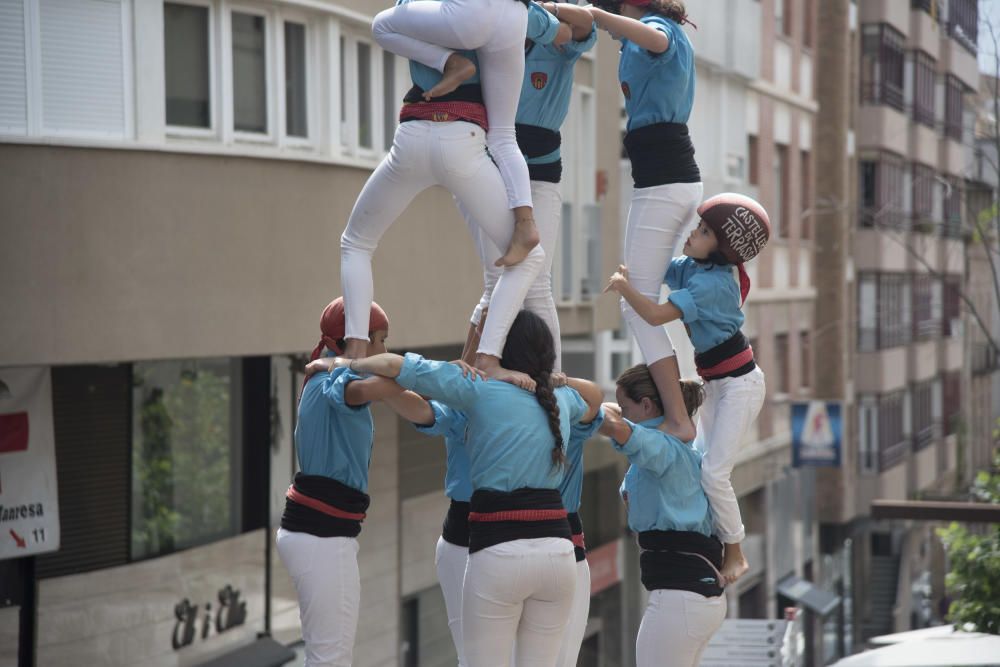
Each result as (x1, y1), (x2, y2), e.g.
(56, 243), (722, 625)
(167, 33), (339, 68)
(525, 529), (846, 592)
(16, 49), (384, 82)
(0, 367), (60, 560)
(791, 401), (842, 467)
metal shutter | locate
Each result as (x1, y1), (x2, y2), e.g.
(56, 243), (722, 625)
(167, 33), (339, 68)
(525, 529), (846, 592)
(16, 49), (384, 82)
(0, 0), (27, 133)
(38, 0), (126, 137)
(36, 365), (130, 579)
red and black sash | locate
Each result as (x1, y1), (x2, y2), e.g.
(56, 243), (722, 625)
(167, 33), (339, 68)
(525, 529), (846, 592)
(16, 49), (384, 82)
(280, 473), (370, 538)
(468, 488), (571, 554)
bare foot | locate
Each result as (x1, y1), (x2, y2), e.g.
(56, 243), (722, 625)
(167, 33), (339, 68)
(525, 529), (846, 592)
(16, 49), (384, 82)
(343, 338), (368, 359)
(424, 53), (477, 100)
(721, 544), (749, 585)
(661, 417), (696, 444)
(496, 217), (540, 267)
(475, 353), (536, 391)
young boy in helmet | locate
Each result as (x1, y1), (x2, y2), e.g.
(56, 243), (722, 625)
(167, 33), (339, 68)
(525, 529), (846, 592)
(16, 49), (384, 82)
(604, 193), (770, 584)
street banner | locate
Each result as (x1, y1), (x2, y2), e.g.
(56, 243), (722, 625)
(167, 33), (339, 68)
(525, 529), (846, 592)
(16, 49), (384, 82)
(791, 400), (842, 467)
(0, 367), (60, 559)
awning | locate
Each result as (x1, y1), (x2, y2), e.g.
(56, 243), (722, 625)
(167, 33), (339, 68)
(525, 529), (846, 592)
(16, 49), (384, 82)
(776, 575), (841, 616)
(833, 632), (1000, 666)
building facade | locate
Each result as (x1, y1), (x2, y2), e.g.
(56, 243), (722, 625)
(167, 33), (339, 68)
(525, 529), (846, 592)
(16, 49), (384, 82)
(813, 0), (997, 662)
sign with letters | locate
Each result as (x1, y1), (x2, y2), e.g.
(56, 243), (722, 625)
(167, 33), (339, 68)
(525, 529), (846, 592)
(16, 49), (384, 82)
(0, 367), (60, 560)
(791, 401), (842, 468)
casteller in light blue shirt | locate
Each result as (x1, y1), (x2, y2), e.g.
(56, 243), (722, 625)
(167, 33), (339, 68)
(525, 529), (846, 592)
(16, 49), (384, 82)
(405, 1), (559, 96)
(616, 416), (714, 536)
(665, 256), (745, 353)
(518, 22), (598, 165)
(295, 367), (375, 493)
(560, 407), (605, 513)
(618, 13), (695, 132)
(413, 400), (473, 503)
(396, 353), (592, 492)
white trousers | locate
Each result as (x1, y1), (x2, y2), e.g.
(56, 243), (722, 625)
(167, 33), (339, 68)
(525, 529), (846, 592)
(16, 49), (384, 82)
(463, 537), (576, 667)
(468, 180), (562, 370)
(554, 559), (591, 667)
(635, 589), (727, 667)
(694, 366), (766, 543)
(275, 528), (361, 667)
(372, 0), (532, 209)
(436, 536), (471, 667)
(340, 120), (544, 356)
(621, 182), (703, 364)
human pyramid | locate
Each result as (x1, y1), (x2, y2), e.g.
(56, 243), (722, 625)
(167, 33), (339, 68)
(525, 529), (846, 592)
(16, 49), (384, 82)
(277, 2), (772, 666)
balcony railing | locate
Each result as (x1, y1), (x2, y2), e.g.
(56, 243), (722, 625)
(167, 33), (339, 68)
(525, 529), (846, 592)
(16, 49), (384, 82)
(880, 438), (910, 471)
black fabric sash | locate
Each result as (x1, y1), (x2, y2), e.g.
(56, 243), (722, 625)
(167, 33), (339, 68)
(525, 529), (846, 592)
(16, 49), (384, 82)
(441, 499), (471, 548)
(403, 83), (484, 105)
(279, 473), (370, 539)
(638, 530), (724, 597)
(468, 488), (572, 554)
(623, 122), (701, 188)
(568, 512), (586, 562)
(695, 331), (757, 380)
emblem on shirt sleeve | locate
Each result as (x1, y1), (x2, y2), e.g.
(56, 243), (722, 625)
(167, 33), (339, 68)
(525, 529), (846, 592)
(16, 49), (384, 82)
(621, 81), (631, 99)
(531, 72), (548, 90)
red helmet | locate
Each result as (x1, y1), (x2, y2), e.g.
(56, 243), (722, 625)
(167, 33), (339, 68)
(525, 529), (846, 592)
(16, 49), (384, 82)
(696, 193), (771, 264)
(310, 297), (389, 361)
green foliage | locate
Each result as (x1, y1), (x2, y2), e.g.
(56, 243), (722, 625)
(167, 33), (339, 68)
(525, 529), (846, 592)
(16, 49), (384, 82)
(937, 446), (1000, 634)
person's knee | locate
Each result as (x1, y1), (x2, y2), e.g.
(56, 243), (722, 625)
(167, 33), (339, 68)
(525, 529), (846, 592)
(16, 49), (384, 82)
(371, 9), (392, 39)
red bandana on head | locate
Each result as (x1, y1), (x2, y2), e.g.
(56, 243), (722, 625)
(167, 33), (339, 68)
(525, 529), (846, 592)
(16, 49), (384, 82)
(309, 298), (389, 362)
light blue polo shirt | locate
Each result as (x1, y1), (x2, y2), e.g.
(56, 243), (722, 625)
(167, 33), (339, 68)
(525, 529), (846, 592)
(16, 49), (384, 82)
(619, 14), (695, 131)
(396, 353), (590, 492)
(518, 23), (598, 164)
(665, 256), (745, 353)
(616, 416), (714, 536)
(295, 367), (375, 493)
(413, 401), (473, 502)
(560, 406), (605, 513)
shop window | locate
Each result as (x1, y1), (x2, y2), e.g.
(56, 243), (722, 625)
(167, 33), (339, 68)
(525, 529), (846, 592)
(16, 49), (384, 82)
(131, 358), (243, 560)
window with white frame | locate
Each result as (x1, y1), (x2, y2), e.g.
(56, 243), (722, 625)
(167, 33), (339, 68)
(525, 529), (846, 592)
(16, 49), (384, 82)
(1, 0), (132, 139)
(231, 10), (269, 135)
(283, 21), (308, 138)
(165, 2), (212, 130)
(339, 26), (387, 156)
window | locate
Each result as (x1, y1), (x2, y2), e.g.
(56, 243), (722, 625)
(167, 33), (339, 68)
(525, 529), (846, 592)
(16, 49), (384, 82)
(877, 391), (908, 470)
(860, 24), (905, 111)
(802, 0), (814, 48)
(912, 273), (941, 340)
(774, 144), (788, 238)
(912, 51), (935, 127)
(944, 76), (964, 142)
(858, 273), (912, 351)
(357, 41), (373, 148)
(911, 162), (935, 230)
(942, 176), (962, 238)
(858, 398), (878, 475)
(383, 51), (397, 151)
(166, 3), (211, 129)
(800, 149), (812, 239)
(774, 333), (790, 395)
(859, 153), (906, 230)
(911, 0), (939, 17)
(911, 380), (936, 450)
(942, 275), (961, 336)
(775, 0), (792, 37)
(0, 0), (27, 134)
(339, 29), (384, 155)
(948, 0), (978, 52)
(232, 11), (268, 135)
(942, 371), (961, 435)
(748, 135), (759, 185)
(284, 22), (308, 138)
(800, 331), (811, 391)
(131, 358), (242, 560)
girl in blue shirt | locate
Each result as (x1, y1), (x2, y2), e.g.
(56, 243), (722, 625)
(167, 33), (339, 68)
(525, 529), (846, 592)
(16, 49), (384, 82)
(605, 193), (770, 586)
(314, 310), (604, 667)
(276, 298), (430, 667)
(587, 0), (702, 446)
(600, 364), (726, 667)
(466, 2), (596, 373)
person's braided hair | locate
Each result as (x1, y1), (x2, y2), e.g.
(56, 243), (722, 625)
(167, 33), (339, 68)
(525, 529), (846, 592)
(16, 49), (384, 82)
(501, 310), (566, 468)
